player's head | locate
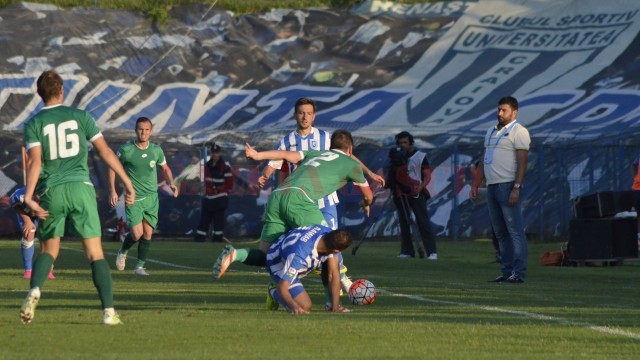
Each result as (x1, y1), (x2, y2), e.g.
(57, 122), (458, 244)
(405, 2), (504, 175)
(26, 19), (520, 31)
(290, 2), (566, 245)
(330, 130), (354, 154)
(294, 98), (316, 131)
(395, 131), (414, 151)
(36, 70), (63, 103)
(322, 229), (352, 253)
(135, 117), (153, 142)
(497, 96), (518, 126)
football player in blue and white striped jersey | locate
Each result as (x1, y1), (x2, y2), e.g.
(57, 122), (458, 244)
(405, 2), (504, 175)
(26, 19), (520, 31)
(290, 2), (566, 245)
(257, 98), (383, 305)
(266, 225), (352, 314)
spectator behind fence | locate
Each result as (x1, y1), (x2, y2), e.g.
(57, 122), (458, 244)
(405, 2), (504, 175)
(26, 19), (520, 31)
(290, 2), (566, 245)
(194, 143), (235, 242)
(631, 156), (640, 248)
(470, 96), (530, 284)
(388, 131), (437, 260)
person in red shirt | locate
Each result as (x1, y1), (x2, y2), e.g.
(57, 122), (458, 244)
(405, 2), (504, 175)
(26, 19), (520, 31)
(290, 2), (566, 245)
(194, 143), (235, 242)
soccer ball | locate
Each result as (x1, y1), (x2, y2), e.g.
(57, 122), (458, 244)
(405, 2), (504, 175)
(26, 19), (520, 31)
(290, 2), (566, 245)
(348, 279), (377, 305)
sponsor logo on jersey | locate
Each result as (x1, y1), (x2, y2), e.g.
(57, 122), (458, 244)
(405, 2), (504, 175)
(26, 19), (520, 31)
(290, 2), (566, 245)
(141, 154), (148, 158)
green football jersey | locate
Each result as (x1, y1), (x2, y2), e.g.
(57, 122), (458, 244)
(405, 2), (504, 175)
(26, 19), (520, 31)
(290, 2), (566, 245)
(278, 149), (367, 200)
(116, 141), (166, 198)
(23, 105), (101, 193)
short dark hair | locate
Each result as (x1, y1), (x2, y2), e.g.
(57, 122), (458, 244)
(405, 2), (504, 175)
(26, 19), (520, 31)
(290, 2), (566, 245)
(498, 96), (518, 111)
(294, 98), (316, 113)
(395, 131), (414, 145)
(135, 117), (153, 129)
(323, 229), (352, 251)
(330, 130), (353, 151)
(36, 70), (63, 102)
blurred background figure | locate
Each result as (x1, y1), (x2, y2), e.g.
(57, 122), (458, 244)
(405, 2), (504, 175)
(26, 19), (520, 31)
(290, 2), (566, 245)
(194, 143), (235, 242)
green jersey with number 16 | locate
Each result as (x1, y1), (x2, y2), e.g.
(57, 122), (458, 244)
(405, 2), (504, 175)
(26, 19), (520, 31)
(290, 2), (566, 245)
(278, 149), (368, 201)
(23, 104), (102, 194)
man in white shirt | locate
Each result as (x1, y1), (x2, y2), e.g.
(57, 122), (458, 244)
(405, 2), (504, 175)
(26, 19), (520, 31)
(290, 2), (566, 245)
(470, 96), (530, 283)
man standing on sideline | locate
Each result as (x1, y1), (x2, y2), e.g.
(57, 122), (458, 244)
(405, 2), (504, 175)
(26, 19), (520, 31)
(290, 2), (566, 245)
(21, 70), (135, 325)
(257, 98), (383, 294)
(194, 143), (235, 242)
(393, 131), (438, 260)
(109, 117), (179, 276)
(470, 96), (530, 283)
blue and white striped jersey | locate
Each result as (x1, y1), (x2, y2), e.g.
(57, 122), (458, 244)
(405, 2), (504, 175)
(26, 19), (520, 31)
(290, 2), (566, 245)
(266, 225), (334, 284)
(9, 187), (37, 227)
(267, 127), (339, 210)
(9, 187), (27, 209)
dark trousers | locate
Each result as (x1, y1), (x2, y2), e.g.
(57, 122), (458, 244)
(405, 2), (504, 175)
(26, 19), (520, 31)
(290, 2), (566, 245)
(394, 193), (437, 256)
(195, 196), (228, 242)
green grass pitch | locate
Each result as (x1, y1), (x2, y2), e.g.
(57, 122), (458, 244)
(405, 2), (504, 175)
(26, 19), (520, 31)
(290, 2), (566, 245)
(1, 238), (639, 359)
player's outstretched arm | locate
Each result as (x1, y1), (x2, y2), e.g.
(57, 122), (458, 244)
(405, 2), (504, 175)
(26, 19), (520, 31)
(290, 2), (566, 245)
(351, 154), (386, 188)
(245, 143), (302, 164)
(93, 137), (136, 206)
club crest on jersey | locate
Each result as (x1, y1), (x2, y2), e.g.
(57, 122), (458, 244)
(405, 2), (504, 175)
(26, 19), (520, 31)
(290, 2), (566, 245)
(149, 160), (156, 168)
(286, 268), (297, 278)
(311, 140), (318, 149)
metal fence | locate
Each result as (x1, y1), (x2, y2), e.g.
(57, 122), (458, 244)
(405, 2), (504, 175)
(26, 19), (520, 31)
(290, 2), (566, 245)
(1, 142), (637, 241)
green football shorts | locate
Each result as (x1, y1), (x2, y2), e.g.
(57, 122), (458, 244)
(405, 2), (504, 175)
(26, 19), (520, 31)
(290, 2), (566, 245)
(125, 193), (159, 228)
(260, 188), (327, 243)
(39, 182), (101, 240)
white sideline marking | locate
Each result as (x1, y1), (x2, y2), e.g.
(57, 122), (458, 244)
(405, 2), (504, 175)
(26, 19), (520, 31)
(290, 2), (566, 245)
(62, 247), (200, 270)
(61, 246), (640, 340)
(381, 290), (640, 341)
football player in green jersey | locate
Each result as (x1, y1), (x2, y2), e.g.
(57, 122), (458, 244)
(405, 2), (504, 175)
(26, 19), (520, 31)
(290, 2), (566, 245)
(108, 117), (179, 276)
(20, 70), (135, 325)
(214, 130), (373, 297)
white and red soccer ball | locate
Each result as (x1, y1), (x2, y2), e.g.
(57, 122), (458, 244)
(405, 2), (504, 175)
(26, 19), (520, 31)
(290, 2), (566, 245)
(348, 279), (377, 305)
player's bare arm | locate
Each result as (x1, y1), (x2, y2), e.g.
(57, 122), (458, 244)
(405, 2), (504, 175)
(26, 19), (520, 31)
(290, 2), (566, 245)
(258, 163), (277, 188)
(245, 143), (302, 164)
(94, 137), (136, 206)
(277, 279), (308, 315)
(351, 154), (386, 188)
(161, 163), (179, 197)
(23, 145), (49, 220)
(107, 168), (119, 208)
(325, 256), (346, 312)
(355, 183), (374, 217)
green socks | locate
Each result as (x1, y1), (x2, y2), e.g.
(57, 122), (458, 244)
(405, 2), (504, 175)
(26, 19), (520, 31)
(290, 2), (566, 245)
(242, 248), (267, 266)
(31, 253), (54, 289)
(119, 233), (137, 254)
(135, 239), (151, 268)
(91, 259), (114, 309)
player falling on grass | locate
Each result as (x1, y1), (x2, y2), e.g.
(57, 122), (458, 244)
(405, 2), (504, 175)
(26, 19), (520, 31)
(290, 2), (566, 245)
(20, 70), (135, 325)
(10, 187), (55, 280)
(266, 225), (353, 314)
(213, 130), (373, 309)
(257, 97), (384, 295)
(109, 117), (179, 276)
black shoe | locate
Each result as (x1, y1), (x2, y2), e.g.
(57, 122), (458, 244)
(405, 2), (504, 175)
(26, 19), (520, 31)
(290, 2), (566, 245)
(506, 274), (524, 283)
(490, 275), (508, 283)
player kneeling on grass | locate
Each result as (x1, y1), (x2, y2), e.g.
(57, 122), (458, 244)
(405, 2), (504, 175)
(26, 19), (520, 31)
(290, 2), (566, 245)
(266, 225), (352, 314)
